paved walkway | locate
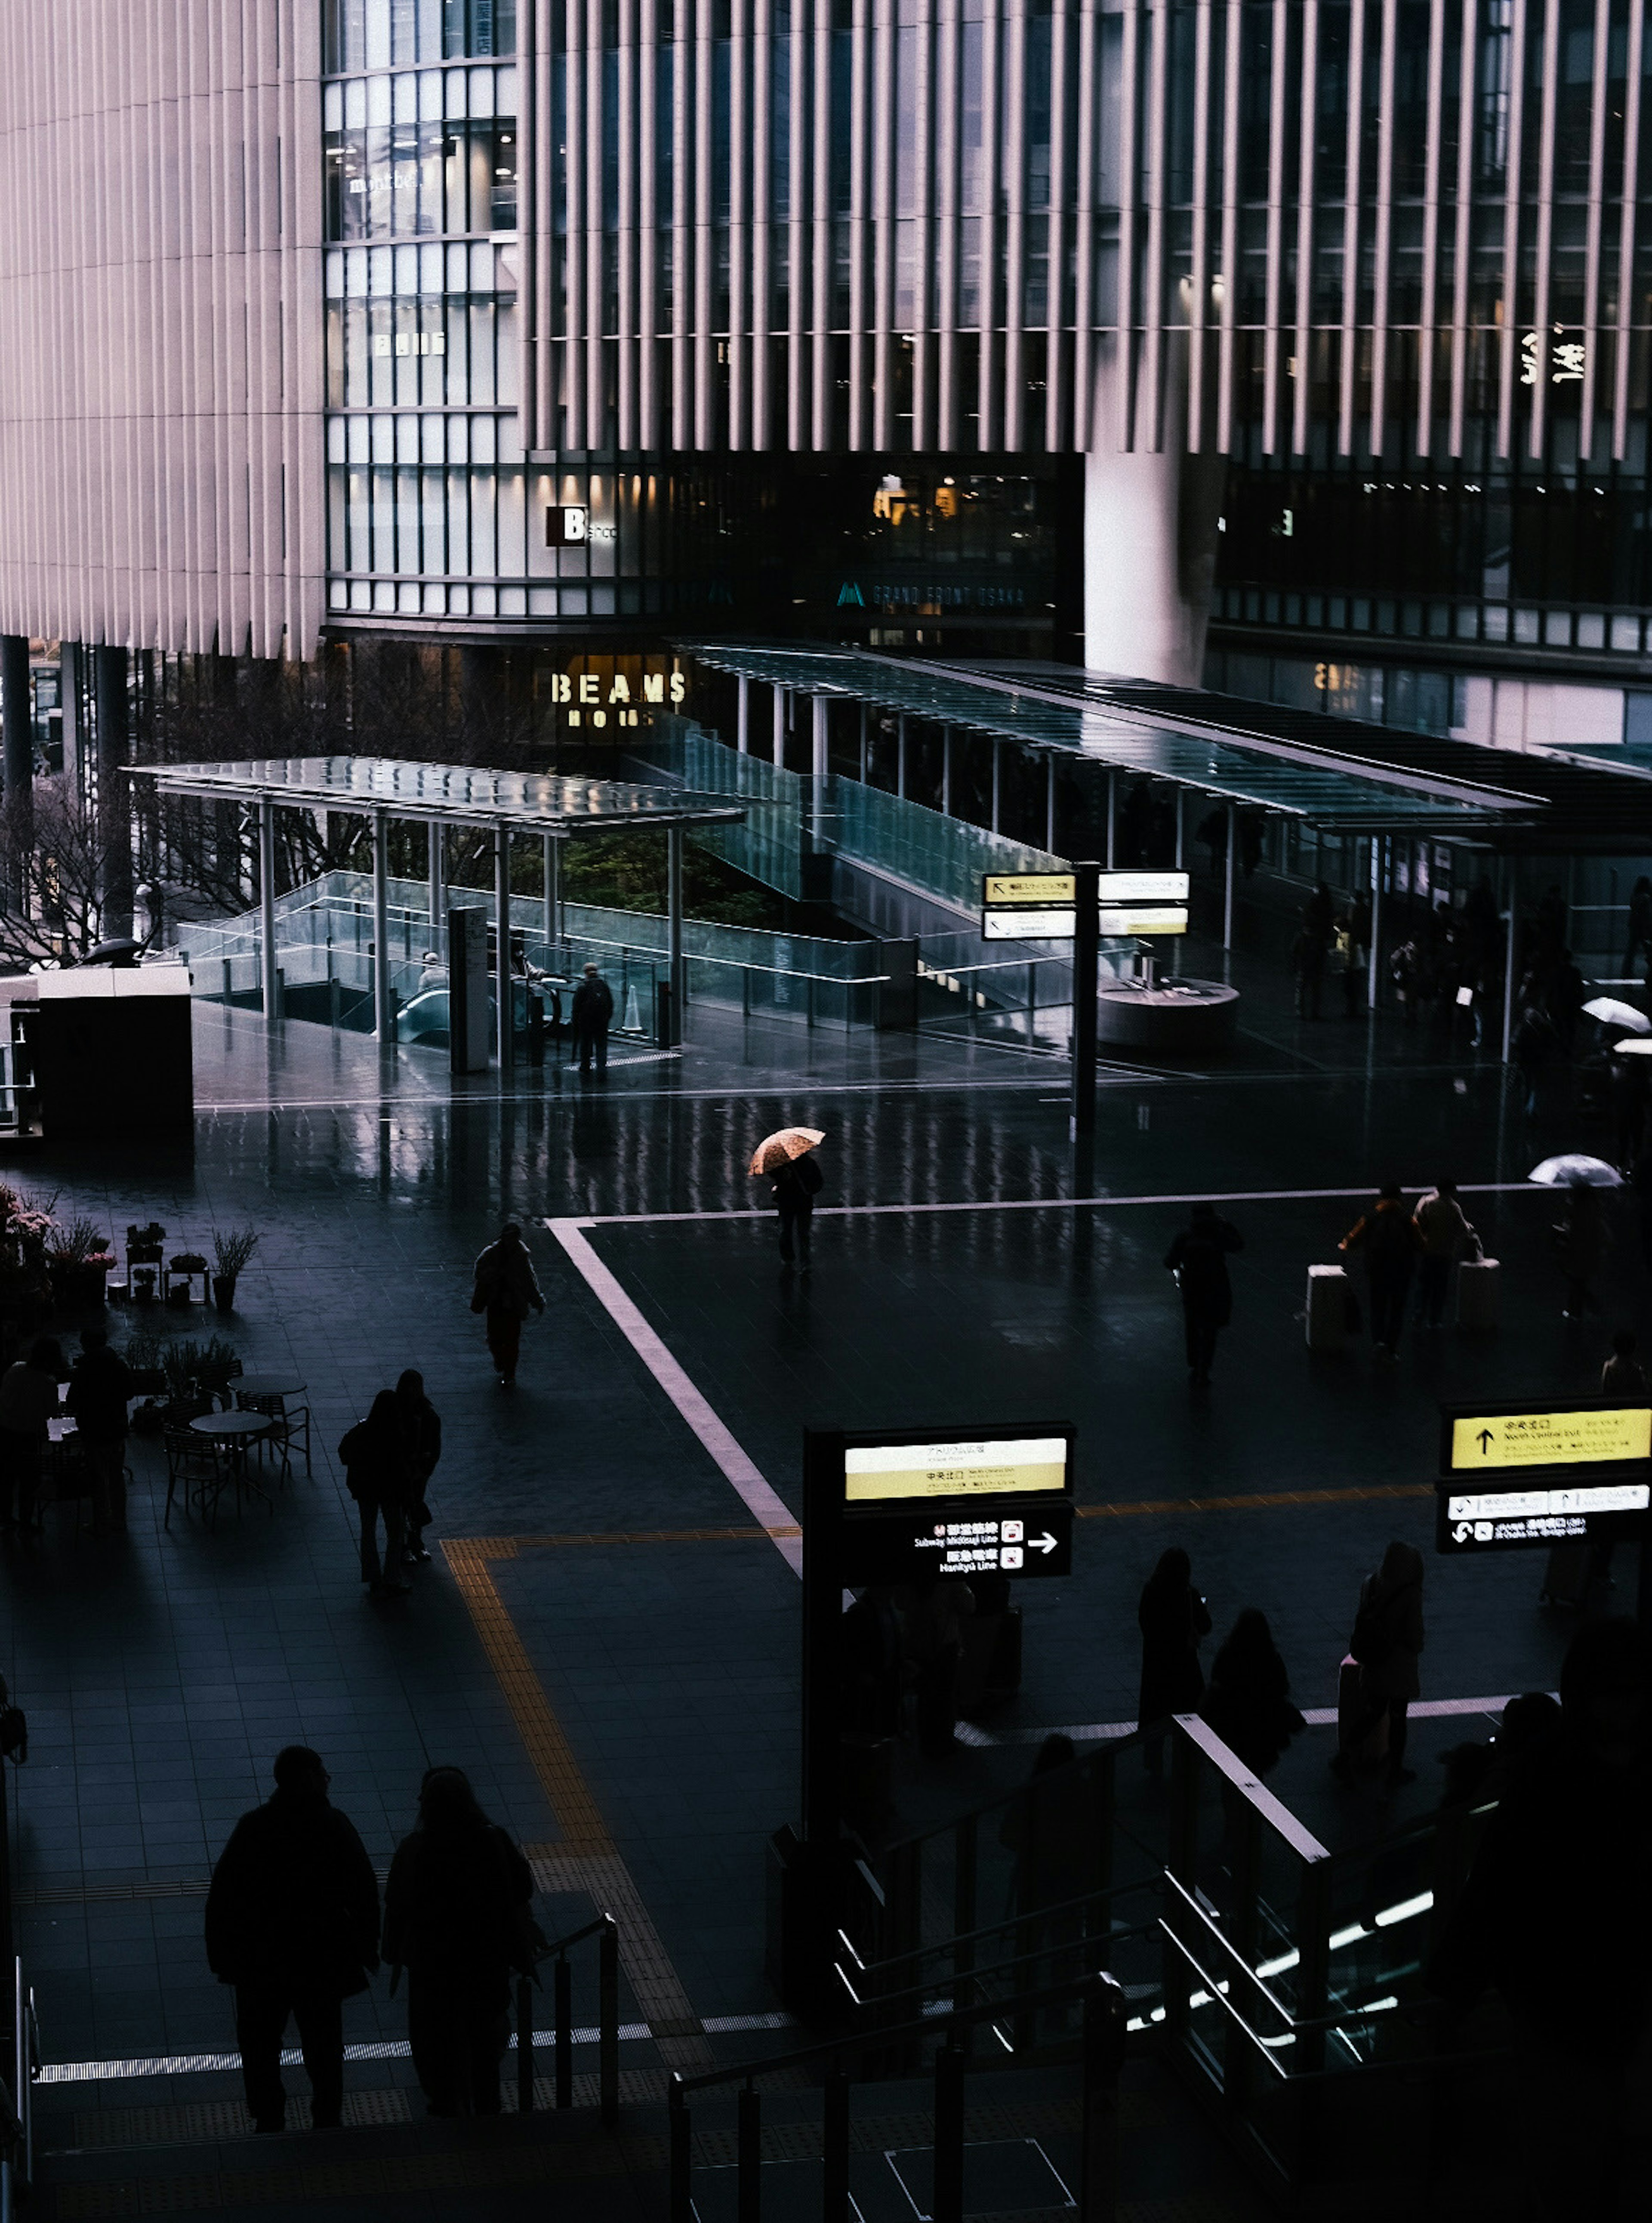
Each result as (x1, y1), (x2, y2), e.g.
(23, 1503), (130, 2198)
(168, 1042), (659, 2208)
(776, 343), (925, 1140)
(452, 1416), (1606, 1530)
(3, 981), (1642, 2136)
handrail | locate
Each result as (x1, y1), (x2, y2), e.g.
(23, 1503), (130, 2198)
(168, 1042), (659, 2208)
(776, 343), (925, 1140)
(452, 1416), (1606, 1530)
(1, 1956), (34, 2221)
(1170, 1714), (1331, 1864)
(836, 1916), (1162, 2015)
(513, 1911), (619, 2125)
(838, 1873), (1159, 1987)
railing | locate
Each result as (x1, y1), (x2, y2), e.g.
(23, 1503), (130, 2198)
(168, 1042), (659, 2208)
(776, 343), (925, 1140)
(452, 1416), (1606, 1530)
(512, 1912), (620, 2127)
(1215, 580), (1652, 660)
(0, 1957), (38, 2222)
(667, 1967), (1130, 2223)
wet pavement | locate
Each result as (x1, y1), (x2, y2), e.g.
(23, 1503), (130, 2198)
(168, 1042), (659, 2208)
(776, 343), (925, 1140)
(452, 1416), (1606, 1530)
(3, 953), (1644, 2114)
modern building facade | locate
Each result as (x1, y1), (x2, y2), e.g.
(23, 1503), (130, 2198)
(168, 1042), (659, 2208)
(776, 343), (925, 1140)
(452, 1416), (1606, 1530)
(1, 3), (1651, 741)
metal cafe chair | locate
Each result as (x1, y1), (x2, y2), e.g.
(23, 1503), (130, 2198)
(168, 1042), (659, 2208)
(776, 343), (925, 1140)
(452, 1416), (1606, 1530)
(234, 1391), (311, 1482)
(163, 1426), (231, 1529)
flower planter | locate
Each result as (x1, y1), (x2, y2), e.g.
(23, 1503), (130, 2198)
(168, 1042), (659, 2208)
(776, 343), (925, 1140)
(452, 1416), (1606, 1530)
(213, 1275), (237, 1314)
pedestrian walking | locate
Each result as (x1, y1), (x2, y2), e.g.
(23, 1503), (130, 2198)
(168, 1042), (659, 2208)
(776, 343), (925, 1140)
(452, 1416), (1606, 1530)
(1412, 1181), (1477, 1328)
(339, 1390), (414, 1596)
(64, 1325), (137, 1533)
(570, 961), (613, 1076)
(394, 1370), (441, 1565)
(1290, 921), (1326, 1019)
(470, 1222), (546, 1387)
(0, 1336), (64, 1534)
(771, 1148), (824, 1267)
(1163, 1203), (1242, 1387)
(1332, 913), (1361, 1017)
(1339, 1184), (1423, 1357)
(1511, 1002), (1556, 1118)
(1553, 1176), (1611, 1318)
(1624, 876), (1652, 979)
(382, 1767), (537, 2118)
(1137, 1548), (1212, 1775)
(204, 1746), (380, 2134)
(1333, 1541), (1426, 1789)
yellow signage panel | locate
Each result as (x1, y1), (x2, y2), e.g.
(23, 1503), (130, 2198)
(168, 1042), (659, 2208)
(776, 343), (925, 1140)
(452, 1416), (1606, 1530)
(1448, 1407), (1652, 1472)
(983, 874), (1076, 907)
(1097, 905), (1189, 937)
(844, 1436), (1069, 1503)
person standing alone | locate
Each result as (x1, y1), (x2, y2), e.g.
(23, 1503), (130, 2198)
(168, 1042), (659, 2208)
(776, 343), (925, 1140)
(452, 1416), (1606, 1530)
(65, 1325), (136, 1533)
(1163, 1203), (1243, 1388)
(470, 1223), (546, 1387)
(1334, 1541), (1426, 1789)
(205, 1747), (380, 2134)
(570, 961), (614, 1076)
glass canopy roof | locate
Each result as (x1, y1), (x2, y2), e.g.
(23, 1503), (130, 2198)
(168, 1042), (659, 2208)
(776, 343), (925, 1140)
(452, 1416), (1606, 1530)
(681, 643), (1539, 834)
(138, 756), (748, 834)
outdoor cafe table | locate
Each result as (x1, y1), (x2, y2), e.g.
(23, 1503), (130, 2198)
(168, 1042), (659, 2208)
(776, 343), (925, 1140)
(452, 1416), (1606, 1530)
(234, 1375), (306, 1402)
(190, 1410), (276, 1506)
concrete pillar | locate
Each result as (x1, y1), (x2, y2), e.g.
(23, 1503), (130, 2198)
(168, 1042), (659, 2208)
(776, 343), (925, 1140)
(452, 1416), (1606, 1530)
(1083, 335), (1225, 683)
(94, 645), (134, 936)
(772, 685), (785, 766)
(60, 642), (83, 798)
(737, 674), (750, 753)
(897, 716), (908, 798)
(494, 827), (511, 1069)
(373, 811), (393, 1041)
(1105, 769), (1116, 867)
(1368, 836), (1384, 1009)
(1, 635), (31, 815)
(667, 823), (684, 1028)
(259, 802), (279, 1020)
(811, 695), (829, 781)
(427, 820), (444, 932)
(1045, 756), (1056, 852)
(941, 726), (952, 815)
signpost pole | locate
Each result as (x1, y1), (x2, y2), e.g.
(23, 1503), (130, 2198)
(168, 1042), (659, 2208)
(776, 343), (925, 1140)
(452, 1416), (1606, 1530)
(800, 1433), (845, 1849)
(1070, 859), (1101, 1144)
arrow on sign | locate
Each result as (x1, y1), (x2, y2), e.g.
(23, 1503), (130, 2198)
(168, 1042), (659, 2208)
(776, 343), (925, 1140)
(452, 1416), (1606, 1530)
(1476, 1429), (1495, 1455)
(1029, 1532), (1058, 1555)
(1454, 1522), (1473, 1544)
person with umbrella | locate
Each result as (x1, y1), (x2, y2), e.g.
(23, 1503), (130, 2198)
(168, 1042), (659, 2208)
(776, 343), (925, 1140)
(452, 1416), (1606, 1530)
(750, 1128), (826, 1269)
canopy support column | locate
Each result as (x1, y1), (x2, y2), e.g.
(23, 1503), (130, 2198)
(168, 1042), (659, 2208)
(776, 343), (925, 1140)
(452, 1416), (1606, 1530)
(667, 823), (684, 1036)
(1368, 837), (1384, 1010)
(259, 801), (279, 1021)
(897, 716), (908, 797)
(1045, 756), (1056, 852)
(1223, 803), (1236, 951)
(1106, 769), (1116, 868)
(495, 827), (511, 1070)
(372, 810), (391, 1041)
(543, 834), (559, 945)
(858, 704), (869, 780)
(427, 820), (444, 931)
(772, 685), (785, 766)
(1174, 789), (1184, 868)
(941, 727), (952, 815)
(737, 675), (750, 754)
(991, 742), (1002, 833)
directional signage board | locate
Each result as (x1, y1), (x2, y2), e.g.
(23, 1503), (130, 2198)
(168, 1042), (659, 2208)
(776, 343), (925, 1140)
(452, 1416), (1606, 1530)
(981, 869), (1190, 943)
(829, 1425), (1076, 1586)
(1439, 1402), (1652, 1476)
(1436, 1479), (1652, 1553)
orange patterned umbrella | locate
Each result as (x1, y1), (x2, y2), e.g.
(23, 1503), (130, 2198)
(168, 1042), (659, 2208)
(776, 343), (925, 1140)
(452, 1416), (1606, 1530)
(748, 1127), (826, 1177)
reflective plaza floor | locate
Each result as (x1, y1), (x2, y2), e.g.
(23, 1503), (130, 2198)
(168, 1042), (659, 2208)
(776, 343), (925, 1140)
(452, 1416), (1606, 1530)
(5, 908), (1640, 2212)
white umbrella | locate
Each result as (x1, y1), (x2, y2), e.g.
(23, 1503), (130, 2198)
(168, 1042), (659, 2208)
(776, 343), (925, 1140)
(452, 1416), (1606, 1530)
(1528, 1154), (1624, 1188)
(1583, 997), (1652, 1034)
(1615, 1037), (1652, 1058)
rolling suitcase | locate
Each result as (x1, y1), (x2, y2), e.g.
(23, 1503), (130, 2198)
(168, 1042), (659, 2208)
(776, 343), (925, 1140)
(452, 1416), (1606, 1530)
(1306, 1264), (1352, 1351)
(1455, 1255), (1501, 1331)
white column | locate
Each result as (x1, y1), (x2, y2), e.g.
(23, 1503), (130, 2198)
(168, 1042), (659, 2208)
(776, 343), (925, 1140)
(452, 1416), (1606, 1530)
(1174, 787), (1185, 868)
(737, 675), (750, 753)
(897, 716), (908, 797)
(1045, 755), (1056, 852)
(1368, 835), (1384, 1010)
(667, 822), (684, 1030)
(542, 834), (558, 943)
(941, 726), (952, 815)
(259, 801), (279, 1021)
(858, 704), (869, 781)
(772, 683), (785, 766)
(427, 820), (444, 932)
(494, 827), (511, 1071)
(372, 811), (392, 1041)
(1223, 802), (1236, 951)
(811, 695), (829, 781)
(1106, 769), (1116, 867)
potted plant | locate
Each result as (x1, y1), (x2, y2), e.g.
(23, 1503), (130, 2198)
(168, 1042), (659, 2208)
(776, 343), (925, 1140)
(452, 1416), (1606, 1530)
(46, 1218), (114, 1309)
(169, 1252), (209, 1306)
(211, 1226), (259, 1313)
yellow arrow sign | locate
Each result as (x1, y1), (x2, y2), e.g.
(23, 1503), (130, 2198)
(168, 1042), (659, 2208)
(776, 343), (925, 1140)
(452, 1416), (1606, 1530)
(1448, 1407), (1652, 1472)
(983, 873), (1076, 906)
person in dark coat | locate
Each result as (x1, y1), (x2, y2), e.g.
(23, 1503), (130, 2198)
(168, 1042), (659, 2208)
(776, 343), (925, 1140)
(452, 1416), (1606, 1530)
(1553, 1176), (1611, 1319)
(0, 1336), (63, 1533)
(771, 1148), (824, 1268)
(205, 1746), (380, 2133)
(570, 962), (614, 1076)
(1340, 1183), (1423, 1358)
(1332, 1540), (1426, 1788)
(1137, 1547), (1212, 1775)
(1200, 1610), (1305, 1779)
(339, 1390), (413, 1596)
(64, 1324), (136, 1533)
(470, 1223), (546, 1388)
(1624, 876), (1652, 980)
(394, 1369), (441, 1565)
(1163, 1203), (1242, 1386)
(382, 1767), (536, 2117)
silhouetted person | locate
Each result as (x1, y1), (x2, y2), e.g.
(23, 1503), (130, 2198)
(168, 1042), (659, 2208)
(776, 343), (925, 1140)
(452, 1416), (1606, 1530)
(570, 961), (614, 1075)
(1553, 1176), (1610, 1319)
(1430, 1621), (1652, 2219)
(339, 1390), (413, 1596)
(1512, 1002), (1556, 1118)
(1602, 1329), (1649, 1399)
(205, 1747), (379, 2134)
(1412, 1181), (1476, 1328)
(1200, 1610), (1304, 1780)
(1340, 1184), (1422, 1358)
(382, 1767), (535, 2118)
(771, 1148), (824, 1269)
(1625, 876), (1652, 980)
(1164, 1203), (1242, 1387)
(1137, 1548), (1211, 1775)
(64, 1324), (136, 1533)
(1333, 1540), (1425, 1788)
(1291, 921), (1326, 1018)
(896, 1575), (975, 1757)
(395, 1369), (441, 1565)
(470, 1222), (545, 1387)
(999, 1737), (1093, 1977)
(0, 1336), (63, 1533)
